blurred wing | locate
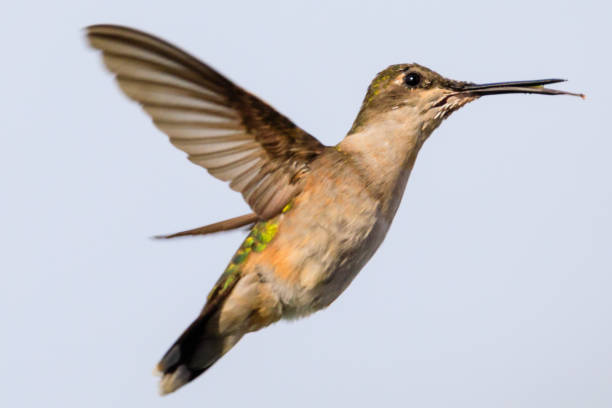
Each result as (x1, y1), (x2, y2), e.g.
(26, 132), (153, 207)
(86, 25), (325, 219)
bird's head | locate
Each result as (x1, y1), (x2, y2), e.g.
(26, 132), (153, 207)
(349, 63), (583, 138)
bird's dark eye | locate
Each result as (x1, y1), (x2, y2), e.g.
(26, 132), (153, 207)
(404, 72), (421, 87)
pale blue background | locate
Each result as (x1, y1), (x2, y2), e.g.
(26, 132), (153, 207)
(2, 1), (610, 407)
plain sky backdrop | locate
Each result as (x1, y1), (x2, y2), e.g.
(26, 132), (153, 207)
(2, 1), (610, 407)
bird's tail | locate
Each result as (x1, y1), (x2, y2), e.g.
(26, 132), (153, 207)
(155, 314), (242, 395)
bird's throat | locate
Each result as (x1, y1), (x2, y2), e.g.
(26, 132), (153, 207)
(338, 107), (428, 218)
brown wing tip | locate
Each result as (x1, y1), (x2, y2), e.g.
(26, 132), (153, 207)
(85, 24), (136, 34)
(84, 24), (127, 49)
(152, 213), (259, 240)
(151, 233), (183, 240)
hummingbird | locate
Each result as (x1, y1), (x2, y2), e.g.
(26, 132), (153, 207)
(85, 24), (584, 394)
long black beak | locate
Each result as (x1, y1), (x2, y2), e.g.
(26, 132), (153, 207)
(460, 79), (584, 98)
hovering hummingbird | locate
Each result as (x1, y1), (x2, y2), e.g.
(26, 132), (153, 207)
(86, 25), (583, 394)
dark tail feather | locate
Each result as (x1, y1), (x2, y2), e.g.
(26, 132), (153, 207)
(155, 314), (241, 395)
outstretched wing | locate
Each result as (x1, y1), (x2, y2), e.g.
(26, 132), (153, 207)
(86, 25), (325, 219)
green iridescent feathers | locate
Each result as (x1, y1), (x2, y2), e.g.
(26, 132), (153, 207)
(205, 217), (281, 305)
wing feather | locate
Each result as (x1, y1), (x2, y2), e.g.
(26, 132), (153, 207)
(87, 25), (324, 219)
